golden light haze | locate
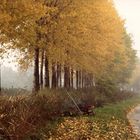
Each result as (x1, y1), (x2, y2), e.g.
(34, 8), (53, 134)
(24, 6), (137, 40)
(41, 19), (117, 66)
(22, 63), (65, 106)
(114, 0), (140, 56)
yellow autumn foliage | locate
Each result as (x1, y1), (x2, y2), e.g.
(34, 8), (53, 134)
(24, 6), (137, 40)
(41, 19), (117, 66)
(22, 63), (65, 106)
(49, 117), (137, 140)
(0, 0), (136, 83)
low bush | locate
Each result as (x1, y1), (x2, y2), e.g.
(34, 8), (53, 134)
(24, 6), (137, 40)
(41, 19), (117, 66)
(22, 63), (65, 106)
(0, 94), (64, 140)
(0, 88), (138, 139)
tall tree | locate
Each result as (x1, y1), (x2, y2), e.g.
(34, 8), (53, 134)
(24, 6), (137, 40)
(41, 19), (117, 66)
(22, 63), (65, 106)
(0, 0), (136, 92)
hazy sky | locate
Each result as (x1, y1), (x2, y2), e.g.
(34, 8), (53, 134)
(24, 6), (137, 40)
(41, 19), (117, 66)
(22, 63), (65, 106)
(114, 0), (140, 56)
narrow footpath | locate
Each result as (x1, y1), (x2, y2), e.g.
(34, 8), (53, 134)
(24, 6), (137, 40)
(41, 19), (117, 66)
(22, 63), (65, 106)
(127, 105), (140, 139)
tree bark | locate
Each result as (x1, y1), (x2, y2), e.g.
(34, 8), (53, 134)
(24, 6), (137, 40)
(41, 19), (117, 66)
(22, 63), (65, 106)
(44, 54), (50, 88)
(52, 62), (57, 88)
(76, 70), (79, 89)
(79, 70), (82, 88)
(59, 64), (62, 88)
(64, 65), (70, 88)
(70, 68), (74, 88)
(82, 72), (84, 88)
(33, 48), (40, 93)
(57, 63), (61, 88)
(40, 50), (44, 89)
(0, 64), (1, 94)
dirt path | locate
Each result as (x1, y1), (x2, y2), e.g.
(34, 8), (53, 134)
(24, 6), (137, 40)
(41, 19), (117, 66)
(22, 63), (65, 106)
(127, 105), (140, 138)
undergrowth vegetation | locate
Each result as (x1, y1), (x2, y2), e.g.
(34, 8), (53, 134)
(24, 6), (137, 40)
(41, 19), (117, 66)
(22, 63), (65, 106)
(0, 88), (139, 139)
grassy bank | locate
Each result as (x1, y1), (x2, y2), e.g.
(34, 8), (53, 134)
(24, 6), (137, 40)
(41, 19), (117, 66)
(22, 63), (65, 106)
(48, 97), (140, 140)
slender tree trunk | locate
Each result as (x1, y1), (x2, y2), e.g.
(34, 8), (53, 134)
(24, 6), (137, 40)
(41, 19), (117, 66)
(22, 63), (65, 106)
(90, 74), (94, 87)
(79, 70), (82, 88)
(82, 71), (85, 88)
(59, 64), (62, 88)
(82, 72), (87, 89)
(71, 68), (74, 88)
(87, 74), (90, 87)
(88, 74), (92, 87)
(76, 70), (79, 89)
(0, 64), (1, 94)
(33, 48), (40, 93)
(64, 65), (70, 89)
(44, 53), (49, 88)
(52, 62), (57, 88)
(40, 50), (44, 89)
(85, 74), (88, 88)
(57, 63), (61, 88)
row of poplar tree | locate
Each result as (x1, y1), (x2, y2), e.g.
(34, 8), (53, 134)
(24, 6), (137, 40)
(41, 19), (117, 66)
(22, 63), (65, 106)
(0, 0), (136, 92)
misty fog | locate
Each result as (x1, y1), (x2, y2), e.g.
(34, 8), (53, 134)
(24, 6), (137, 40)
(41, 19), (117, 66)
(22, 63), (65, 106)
(1, 66), (33, 90)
